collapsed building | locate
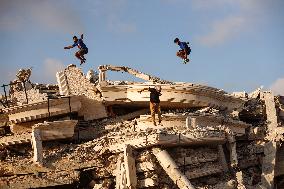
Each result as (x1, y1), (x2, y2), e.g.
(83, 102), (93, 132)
(0, 64), (283, 189)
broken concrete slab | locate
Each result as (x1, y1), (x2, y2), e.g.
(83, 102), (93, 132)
(33, 120), (78, 141)
(137, 113), (249, 136)
(0, 120), (77, 149)
(100, 83), (244, 111)
(3, 96), (81, 124)
(108, 132), (226, 153)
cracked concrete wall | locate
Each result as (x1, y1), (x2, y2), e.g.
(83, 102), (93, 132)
(57, 65), (101, 100)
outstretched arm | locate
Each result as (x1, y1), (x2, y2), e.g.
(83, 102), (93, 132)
(64, 45), (73, 49)
(138, 88), (149, 93)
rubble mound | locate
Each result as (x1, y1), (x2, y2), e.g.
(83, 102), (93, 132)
(0, 65), (283, 189)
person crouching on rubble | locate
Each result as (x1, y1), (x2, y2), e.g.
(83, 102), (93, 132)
(64, 34), (88, 65)
(138, 86), (162, 126)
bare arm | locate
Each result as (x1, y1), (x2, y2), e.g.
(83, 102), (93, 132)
(138, 88), (149, 93)
(64, 45), (73, 49)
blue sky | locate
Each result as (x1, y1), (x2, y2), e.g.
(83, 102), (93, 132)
(0, 0), (283, 95)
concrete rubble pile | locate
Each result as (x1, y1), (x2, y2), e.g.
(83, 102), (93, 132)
(0, 65), (283, 189)
(6, 68), (58, 106)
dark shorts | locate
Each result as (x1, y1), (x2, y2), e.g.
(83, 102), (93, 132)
(78, 48), (88, 55)
(178, 48), (191, 55)
(186, 47), (191, 55)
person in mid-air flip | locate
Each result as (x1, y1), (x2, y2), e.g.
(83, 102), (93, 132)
(174, 38), (191, 64)
(64, 34), (88, 65)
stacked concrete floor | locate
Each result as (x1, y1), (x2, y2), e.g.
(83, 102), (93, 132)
(0, 65), (283, 189)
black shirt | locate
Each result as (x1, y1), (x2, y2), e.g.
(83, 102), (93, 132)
(149, 88), (161, 103)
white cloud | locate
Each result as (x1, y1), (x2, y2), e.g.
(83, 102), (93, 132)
(193, 0), (284, 46)
(44, 58), (65, 75)
(270, 78), (284, 96)
(42, 58), (65, 83)
(197, 16), (245, 46)
(0, 0), (84, 33)
(31, 58), (65, 84)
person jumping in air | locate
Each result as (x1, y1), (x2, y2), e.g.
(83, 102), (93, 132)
(174, 38), (191, 64)
(64, 34), (88, 65)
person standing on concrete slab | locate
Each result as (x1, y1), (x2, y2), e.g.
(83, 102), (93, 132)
(138, 86), (162, 126)
(174, 37), (191, 64)
(64, 34), (88, 65)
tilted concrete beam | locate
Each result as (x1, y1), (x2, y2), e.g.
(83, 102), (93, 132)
(152, 148), (195, 189)
(260, 92), (278, 189)
(123, 144), (137, 189)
